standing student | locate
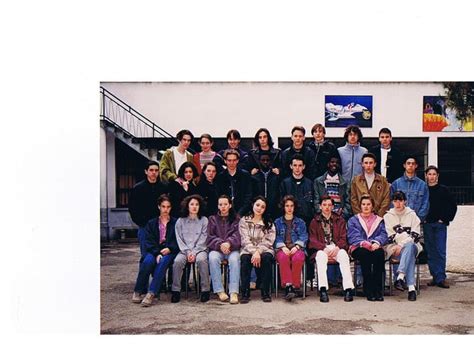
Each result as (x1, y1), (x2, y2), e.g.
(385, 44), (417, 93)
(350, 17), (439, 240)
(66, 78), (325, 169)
(308, 123), (340, 179)
(215, 149), (253, 216)
(274, 195), (308, 301)
(308, 195), (355, 302)
(160, 129), (195, 184)
(168, 162), (199, 218)
(171, 195), (210, 303)
(132, 195), (178, 307)
(337, 125), (368, 183)
(246, 128), (282, 176)
(369, 128), (404, 183)
(251, 151), (281, 220)
(350, 153), (391, 217)
(424, 165), (457, 288)
(347, 195), (388, 301)
(197, 162), (219, 217)
(193, 133), (217, 176)
(384, 191), (423, 301)
(239, 196), (276, 303)
(128, 161), (168, 256)
(207, 195), (241, 304)
(281, 126), (316, 180)
(213, 129), (249, 173)
(390, 156), (430, 222)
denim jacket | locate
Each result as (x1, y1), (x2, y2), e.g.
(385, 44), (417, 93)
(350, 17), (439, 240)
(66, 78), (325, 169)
(390, 173), (430, 221)
(274, 216), (308, 250)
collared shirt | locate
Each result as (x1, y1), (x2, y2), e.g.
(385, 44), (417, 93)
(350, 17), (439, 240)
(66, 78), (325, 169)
(380, 147), (391, 178)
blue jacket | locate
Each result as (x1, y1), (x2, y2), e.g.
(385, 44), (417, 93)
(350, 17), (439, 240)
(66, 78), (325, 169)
(143, 217), (179, 257)
(337, 143), (368, 182)
(390, 173), (430, 221)
(274, 216), (308, 249)
(347, 214), (388, 249)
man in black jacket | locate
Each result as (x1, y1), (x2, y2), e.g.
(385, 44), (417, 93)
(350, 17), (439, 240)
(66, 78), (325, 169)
(252, 152), (281, 219)
(308, 123), (340, 179)
(424, 165), (457, 289)
(369, 127), (404, 183)
(216, 149), (253, 216)
(281, 126), (316, 181)
(128, 161), (168, 255)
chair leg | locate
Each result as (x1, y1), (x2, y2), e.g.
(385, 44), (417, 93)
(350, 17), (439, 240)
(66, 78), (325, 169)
(416, 263), (420, 295)
(274, 262), (279, 298)
(389, 261), (393, 296)
(303, 261), (306, 299)
(184, 264), (189, 299)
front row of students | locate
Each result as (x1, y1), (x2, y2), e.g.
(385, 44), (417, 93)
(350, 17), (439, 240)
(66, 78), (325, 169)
(133, 190), (423, 307)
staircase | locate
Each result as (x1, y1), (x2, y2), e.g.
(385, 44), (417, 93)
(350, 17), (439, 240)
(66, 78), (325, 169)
(100, 86), (184, 161)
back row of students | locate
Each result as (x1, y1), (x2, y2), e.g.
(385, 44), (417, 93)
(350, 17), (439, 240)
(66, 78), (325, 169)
(128, 124), (457, 307)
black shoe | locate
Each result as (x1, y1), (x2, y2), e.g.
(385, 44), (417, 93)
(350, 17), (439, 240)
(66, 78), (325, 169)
(240, 290), (250, 304)
(319, 287), (329, 303)
(408, 290), (417, 301)
(367, 294), (376, 301)
(394, 279), (406, 292)
(343, 288), (353, 302)
(375, 291), (384, 301)
(261, 292), (272, 303)
(171, 291), (181, 303)
(284, 285), (296, 301)
(427, 279), (437, 286)
(437, 280), (450, 289)
(200, 291), (210, 303)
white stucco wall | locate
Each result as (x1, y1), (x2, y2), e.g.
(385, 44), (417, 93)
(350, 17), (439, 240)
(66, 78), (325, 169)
(447, 206), (474, 273)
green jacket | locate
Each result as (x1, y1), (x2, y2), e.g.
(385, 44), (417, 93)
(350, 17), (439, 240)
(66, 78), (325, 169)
(159, 148), (194, 184)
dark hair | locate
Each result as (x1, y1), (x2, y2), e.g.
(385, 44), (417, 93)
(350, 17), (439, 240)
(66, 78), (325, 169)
(177, 129), (194, 141)
(290, 153), (305, 165)
(378, 127), (392, 136)
(253, 128), (274, 149)
(248, 196), (273, 230)
(217, 194), (237, 224)
(391, 190), (407, 201)
(344, 125), (363, 142)
(279, 195), (298, 211)
(403, 155), (418, 164)
(425, 165), (439, 174)
(311, 123), (326, 135)
(180, 194), (206, 219)
(291, 126), (306, 135)
(200, 162), (217, 182)
(361, 152), (377, 163)
(145, 160), (159, 170)
(199, 133), (214, 144)
(359, 194), (375, 207)
(223, 149), (240, 160)
(319, 194), (334, 205)
(157, 194), (171, 206)
(177, 162), (198, 180)
(226, 129), (241, 141)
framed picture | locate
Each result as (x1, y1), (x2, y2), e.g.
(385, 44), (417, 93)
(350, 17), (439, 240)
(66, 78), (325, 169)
(325, 95), (373, 127)
(423, 96), (473, 132)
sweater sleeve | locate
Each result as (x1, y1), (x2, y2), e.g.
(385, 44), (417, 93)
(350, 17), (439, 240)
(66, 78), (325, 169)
(206, 216), (224, 251)
(444, 186), (458, 223)
(191, 217), (209, 256)
(175, 219), (191, 255)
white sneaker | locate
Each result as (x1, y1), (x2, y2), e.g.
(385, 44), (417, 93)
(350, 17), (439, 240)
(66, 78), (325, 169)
(132, 292), (144, 303)
(217, 291), (229, 302)
(141, 292), (155, 307)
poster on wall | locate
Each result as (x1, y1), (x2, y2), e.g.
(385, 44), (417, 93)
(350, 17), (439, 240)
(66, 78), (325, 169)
(324, 95), (373, 128)
(423, 96), (473, 132)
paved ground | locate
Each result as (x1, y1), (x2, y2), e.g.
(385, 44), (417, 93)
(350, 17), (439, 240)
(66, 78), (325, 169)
(101, 242), (474, 335)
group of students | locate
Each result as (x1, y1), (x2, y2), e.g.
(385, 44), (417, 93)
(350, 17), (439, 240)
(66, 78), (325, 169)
(128, 124), (458, 307)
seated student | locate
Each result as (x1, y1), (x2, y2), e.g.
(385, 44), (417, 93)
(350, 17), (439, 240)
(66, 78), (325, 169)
(308, 195), (355, 303)
(213, 129), (249, 173)
(193, 133), (217, 176)
(168, 162), (199, 218)
(246, 128), (282, 176)
(132, 195), (178, 307)
(384, 191), (423, 301)
(239, 196), (276, 303)
(347, 194), (388, 301)
(274, 195), (308, 301)
(197, 162), (219, 217)
(171, 195), (210, 303)
(251, 151), (281, 220)
(207, 195), (241, 304)
(313, 155), (351, 220)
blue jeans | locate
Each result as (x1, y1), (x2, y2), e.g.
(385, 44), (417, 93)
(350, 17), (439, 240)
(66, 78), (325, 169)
(393, 242), (418, 287)
(424, 222), (447, 283)
(209, 250), (240, 294)
(137, 227), (147, 257)
(134, 253), (176, 294)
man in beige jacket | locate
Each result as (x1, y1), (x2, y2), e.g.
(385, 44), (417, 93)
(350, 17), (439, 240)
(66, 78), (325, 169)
(350, 153), (390, 217)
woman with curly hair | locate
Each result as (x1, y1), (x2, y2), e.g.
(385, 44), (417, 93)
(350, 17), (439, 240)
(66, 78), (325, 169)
(239, 196), (276, 303)
(168, 162), (199, 218)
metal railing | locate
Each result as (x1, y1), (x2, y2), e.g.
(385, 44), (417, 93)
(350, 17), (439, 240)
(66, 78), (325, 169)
(100, 86), (178, 148)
